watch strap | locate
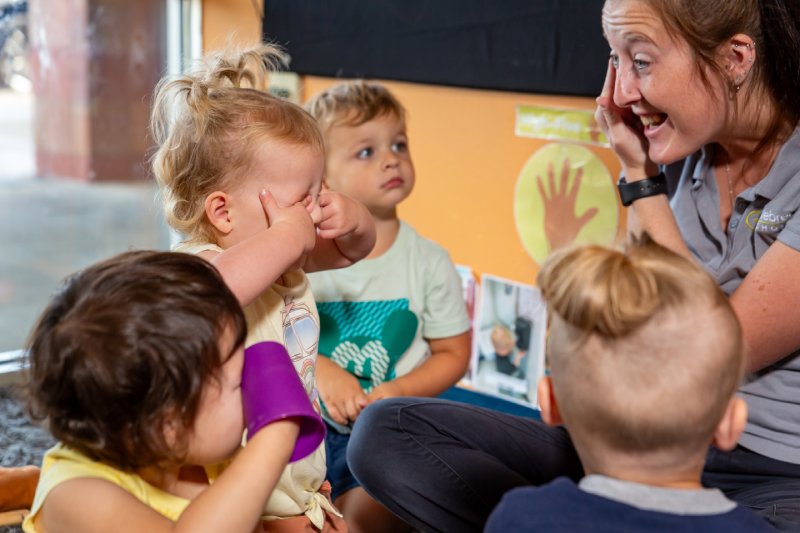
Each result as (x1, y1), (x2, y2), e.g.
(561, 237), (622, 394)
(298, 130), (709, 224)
(617, 173), (668, 207)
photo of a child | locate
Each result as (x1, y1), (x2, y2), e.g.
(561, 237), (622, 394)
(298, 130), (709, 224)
(472, 275), (546, 406)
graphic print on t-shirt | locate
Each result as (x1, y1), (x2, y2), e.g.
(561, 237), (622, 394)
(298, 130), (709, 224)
(281, 296), (320, 410)
(317, 299), (418, 393)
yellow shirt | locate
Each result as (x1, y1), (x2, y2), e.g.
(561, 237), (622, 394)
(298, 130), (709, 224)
(23, 444), (223, 532)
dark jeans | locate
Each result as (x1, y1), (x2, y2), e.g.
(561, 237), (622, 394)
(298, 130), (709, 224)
(323, 422), (359, 500)
(347, 398), (582, 533)
(348, 397), (800, 533)
(704, 445), (800, 530)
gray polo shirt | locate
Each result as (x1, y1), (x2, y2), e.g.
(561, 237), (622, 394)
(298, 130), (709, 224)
(665, 127), (800, 465)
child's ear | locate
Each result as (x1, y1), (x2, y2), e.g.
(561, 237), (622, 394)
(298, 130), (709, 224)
(537, 376), (563, 426)
(161, 410), (180, 449)
(204, 191), (233, 234)
(712, 396), (747, 451)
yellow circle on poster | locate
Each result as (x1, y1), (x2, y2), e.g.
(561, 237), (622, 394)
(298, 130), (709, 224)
(514, 143), (618, 265)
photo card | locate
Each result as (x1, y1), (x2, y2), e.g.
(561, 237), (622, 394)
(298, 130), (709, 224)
(470, 273), (547, 407)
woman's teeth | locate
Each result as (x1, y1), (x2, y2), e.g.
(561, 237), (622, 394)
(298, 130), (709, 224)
(641, 114), (666, 128)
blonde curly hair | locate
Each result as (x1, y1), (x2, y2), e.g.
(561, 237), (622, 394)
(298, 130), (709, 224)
(305, 79), (406, 136)
(151, 44), (324, 244)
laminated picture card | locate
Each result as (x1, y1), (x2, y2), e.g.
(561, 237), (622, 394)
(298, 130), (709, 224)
(470, 274), (547, 408)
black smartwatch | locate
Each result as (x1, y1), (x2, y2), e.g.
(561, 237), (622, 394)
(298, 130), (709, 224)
(617, 173), (668, 207)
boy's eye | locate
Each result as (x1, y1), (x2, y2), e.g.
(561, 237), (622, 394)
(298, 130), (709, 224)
(357, 147), (372, 159)
(392, 141), (408, 153)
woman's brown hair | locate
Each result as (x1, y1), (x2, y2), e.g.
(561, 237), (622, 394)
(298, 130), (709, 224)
(638, 0), (800, 151)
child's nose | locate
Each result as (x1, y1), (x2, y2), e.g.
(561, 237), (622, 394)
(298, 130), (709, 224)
(382, 152), (400, 170)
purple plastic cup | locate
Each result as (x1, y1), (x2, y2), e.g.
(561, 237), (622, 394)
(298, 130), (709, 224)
(242, 341), (326, 462)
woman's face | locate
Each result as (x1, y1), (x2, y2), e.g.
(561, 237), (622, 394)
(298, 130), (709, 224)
(602, 0), (729, 164)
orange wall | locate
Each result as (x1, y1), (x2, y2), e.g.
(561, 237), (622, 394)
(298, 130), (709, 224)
(202, 0), (262, 50)
(202, 3), (622, 285)
(305, 78), (621, 285)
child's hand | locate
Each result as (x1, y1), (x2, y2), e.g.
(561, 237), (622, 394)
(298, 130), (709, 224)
(316, 190), (364, 240)
(316, 359), (366, 425)
(302, 194), (323, 226)
(260, 190), (316, 255)
(361, 381), (404, 407)
(241, 342), (324, 462)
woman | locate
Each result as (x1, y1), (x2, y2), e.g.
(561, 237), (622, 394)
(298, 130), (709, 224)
(347, 0), (800, 531)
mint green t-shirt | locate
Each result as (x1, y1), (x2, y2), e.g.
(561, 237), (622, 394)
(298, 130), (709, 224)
(308, 221), (470, 429)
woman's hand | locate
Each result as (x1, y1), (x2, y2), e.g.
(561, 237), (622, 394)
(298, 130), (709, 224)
(595, 59), (657, 180)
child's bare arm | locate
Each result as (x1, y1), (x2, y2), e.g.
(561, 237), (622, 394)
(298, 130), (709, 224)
(362, 331), (472, 404)
(304, 191), (376, 272)
(35, 420), (299, 533)
(204, 191), (316, 307)
(316, 356), (366, 425)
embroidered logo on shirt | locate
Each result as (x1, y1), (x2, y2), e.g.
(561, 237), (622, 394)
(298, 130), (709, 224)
(744, 209), (791, 234)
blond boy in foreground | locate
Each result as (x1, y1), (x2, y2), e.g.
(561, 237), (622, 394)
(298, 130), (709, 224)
(486, 237), (774, 531)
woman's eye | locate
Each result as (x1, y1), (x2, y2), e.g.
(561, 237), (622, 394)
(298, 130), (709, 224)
(357, 147), (372, 159)
(609, 53), (619, 69)
(633, 59), (650, 71)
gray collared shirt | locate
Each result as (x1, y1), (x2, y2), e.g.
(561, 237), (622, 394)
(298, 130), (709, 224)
(580, 475), (736, 515)
(665, 127), (800, 464)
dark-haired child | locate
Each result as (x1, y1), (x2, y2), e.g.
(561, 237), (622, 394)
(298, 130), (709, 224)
(23, 251), (322, 533)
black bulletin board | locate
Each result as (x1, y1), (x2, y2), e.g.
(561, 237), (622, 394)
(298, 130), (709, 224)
(262, 0), (608, 97)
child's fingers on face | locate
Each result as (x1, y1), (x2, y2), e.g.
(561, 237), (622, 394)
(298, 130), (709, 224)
(316, 219), (349, 240)
(259, 189), (276, 225)
(307, 196), (323, 225)
(316, 208), (340, 229)
(317, 190), (342, 208)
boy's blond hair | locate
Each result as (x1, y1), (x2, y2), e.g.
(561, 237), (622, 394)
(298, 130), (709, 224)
(491, 324), (516, 356)
(537, 236), (743, 460)
(304, 80), (406, 135)
(150, 44), (324, 244)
